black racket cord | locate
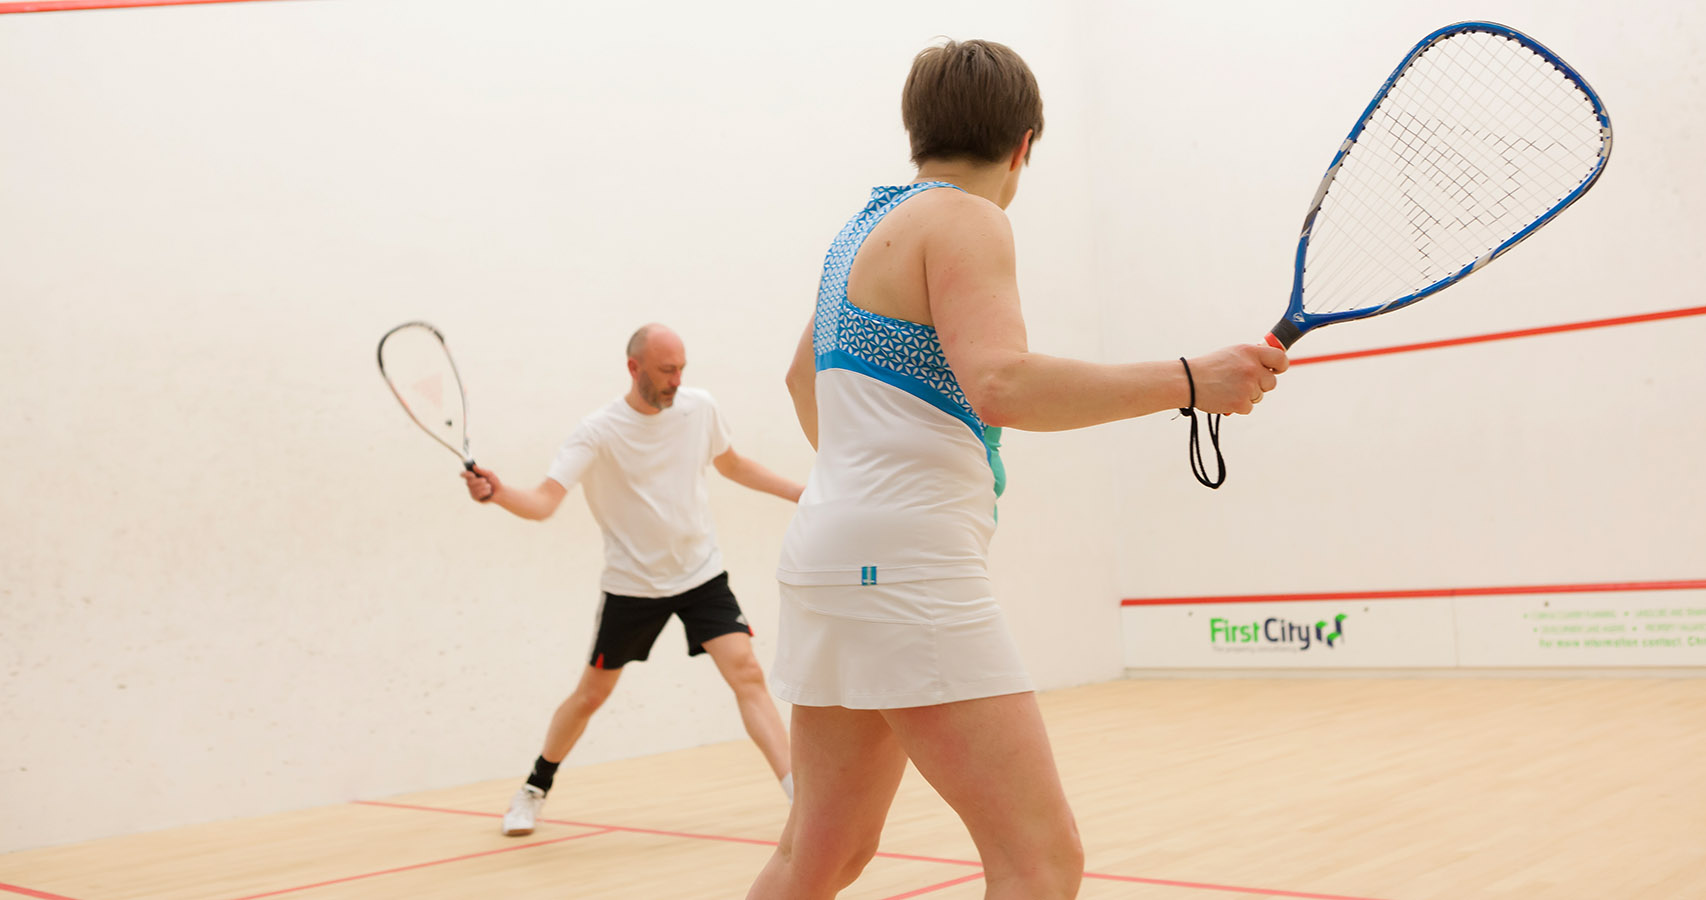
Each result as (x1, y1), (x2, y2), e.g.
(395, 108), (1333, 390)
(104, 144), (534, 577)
(1178, 357), (1225, 489)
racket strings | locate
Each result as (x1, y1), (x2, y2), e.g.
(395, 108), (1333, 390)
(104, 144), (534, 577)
(1301, 31), (1605, 316)
(1315, 39), (1596, 290)
(378, 324), (472, 459)
(1307, 46), (1588, 310)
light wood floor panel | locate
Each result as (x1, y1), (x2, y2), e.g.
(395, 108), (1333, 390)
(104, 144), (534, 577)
(0, 802), (600, 900)
(3, 677), (1701, 900)
(246, 831), (968, 900)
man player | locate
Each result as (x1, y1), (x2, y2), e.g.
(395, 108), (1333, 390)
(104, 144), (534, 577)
(463, 323), (802, 835)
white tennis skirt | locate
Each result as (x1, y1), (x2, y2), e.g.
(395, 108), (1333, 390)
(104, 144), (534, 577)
(769, 576), (1034, 709)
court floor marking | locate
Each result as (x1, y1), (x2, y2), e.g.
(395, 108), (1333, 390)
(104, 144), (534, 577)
(880, 873), (987, 899)
(0, 883), (82, 900)
(353, 799), (1394, 900)
(224, 826), (618, 900)
(0, 800), (1396, 900)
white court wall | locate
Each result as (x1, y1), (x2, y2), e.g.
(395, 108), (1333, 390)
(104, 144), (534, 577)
(0, 0), (1115, 852)
(2, 0), (1701, 854)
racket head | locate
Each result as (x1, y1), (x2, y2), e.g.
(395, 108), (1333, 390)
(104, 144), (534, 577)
(1266, 21), (1613, 350)
(377, 321), (475, 466)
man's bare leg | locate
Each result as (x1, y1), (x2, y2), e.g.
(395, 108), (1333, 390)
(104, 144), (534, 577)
(703, 632), (792, 788)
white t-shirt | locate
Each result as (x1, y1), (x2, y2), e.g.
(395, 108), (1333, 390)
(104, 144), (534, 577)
(546, 386), (733, 597)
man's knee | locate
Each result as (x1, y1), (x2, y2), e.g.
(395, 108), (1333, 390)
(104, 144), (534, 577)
(572, 674), (620, 711)
(719, 647), (768, 692)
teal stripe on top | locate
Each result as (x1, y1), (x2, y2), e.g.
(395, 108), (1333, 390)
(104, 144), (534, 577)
(813, 183), (1006, 499)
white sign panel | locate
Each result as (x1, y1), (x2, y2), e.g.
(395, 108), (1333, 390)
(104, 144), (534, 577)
(1455, 589), (1706, 667)
(1122, 598), (1458, 669)
(1124, 587), (1706, 670)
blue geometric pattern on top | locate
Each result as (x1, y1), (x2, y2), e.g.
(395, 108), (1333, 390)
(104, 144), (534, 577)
(814, 182), (1005, 499)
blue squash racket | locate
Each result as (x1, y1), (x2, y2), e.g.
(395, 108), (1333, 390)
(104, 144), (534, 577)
(1262, 21), (1613, 350)
(1186, 22), (1613, 488)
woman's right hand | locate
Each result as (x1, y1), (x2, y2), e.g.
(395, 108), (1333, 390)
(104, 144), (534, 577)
(1184, 344), (1290, 415)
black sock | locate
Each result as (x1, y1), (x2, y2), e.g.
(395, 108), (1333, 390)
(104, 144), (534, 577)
(525, 755), (560, 794)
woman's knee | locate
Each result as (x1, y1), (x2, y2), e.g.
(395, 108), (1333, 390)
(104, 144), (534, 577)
(986, 824), (1083, 897)
(1045, 820), (1085, 886)
(1053, 831), (1086, 891)
(779, 823), (882, 890)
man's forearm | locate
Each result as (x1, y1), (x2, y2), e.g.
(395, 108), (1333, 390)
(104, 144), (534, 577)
(725, 458), (804, 503)
(492, 483), (558, 520)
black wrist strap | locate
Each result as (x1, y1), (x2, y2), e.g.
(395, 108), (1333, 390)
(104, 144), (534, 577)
(1178, 357), (1226, 489)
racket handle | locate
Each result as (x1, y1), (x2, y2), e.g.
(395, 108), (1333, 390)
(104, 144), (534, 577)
(464, 458), (495, 503)
(1263, 317), (1303, 351)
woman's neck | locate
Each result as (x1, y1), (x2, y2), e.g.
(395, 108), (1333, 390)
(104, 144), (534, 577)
(912, 160), (1012, 207)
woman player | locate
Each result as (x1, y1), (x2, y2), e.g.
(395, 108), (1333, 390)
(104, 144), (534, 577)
(746, 39), (1287, 899)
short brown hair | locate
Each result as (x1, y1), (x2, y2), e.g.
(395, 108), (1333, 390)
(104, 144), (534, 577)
(901, 39), (1044, 166)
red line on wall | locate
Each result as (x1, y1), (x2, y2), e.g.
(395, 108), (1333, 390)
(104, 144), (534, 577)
(1122, 578), (1706, 607)
(220, 827), (616, 900)
(0, 0), (292, 13)
(1289, 305), (1706, 366)
(0, 885), (83, 900)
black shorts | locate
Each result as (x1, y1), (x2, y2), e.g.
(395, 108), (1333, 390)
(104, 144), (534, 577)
(589, 572), (752, 670)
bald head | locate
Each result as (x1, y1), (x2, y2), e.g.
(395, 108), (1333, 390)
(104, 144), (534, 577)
(626, 323), (683, 361)
(624, 323), (686, 412)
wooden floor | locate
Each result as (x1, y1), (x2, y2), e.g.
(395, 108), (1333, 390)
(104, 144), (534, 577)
(4, 678), (1703, 900)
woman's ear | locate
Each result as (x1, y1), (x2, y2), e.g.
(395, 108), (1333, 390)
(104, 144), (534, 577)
(1009, 129), (1034, 171)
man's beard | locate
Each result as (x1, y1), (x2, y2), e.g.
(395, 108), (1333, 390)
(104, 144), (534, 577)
(641, 377), (676, 410)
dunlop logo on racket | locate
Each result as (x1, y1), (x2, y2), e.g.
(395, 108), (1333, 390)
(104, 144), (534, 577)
(1264, 20), (1612, 351)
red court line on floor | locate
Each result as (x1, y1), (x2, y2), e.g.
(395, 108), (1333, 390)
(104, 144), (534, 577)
(1084, 870), (1389, 900)
(0, 0), (291, 12)
(875, 869), (1388, 900)
(357, 799), (778, 848)
(220, 827), (616, 900)
(881, 872), (986, 899)
(361, 800), (983, 864)
(1123, 578), (1706, 606)
(357, 799), (1393, 900)
(1289, 304), (1706, 366)
(0, 884), (83, 900)
(358, 799), (981, 864)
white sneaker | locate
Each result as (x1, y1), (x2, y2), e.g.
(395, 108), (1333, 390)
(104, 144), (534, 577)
(501, 784), (546, 836)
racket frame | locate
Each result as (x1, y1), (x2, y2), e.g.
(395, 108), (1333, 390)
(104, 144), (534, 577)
(1265, 20), (1614, 350)
(376, 320), (478, 471)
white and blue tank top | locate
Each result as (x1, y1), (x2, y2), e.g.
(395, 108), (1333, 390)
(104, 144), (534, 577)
(777, 182), (1006, 587)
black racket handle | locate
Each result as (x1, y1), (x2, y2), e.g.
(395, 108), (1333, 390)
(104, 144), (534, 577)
(1263, 317), (1302, 351)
